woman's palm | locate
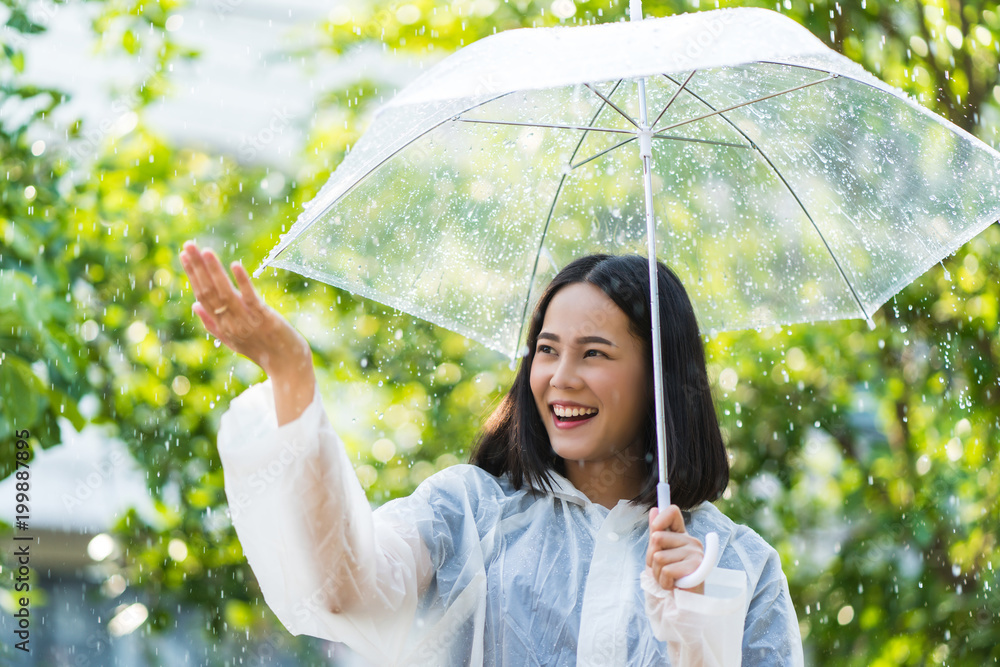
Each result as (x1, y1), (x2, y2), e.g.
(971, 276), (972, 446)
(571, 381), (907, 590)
(179, 240), (308, 373)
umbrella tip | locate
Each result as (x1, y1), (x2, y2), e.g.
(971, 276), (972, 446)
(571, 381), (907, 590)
(866, 317), (876, 331)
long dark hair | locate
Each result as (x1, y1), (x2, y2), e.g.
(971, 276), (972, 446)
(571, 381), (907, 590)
(469, 254), (729, 510)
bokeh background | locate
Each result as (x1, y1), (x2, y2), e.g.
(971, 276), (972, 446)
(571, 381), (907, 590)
(0, 0), (997, 664)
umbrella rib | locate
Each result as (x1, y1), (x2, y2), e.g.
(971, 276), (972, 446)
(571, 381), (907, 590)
(516, 80), (626, 352)
(455, 118), (634, 135)
(660, 74), (873, 324)
(564, 79), (626, 164)
(256, 91), (523, 276)
(651, 70), (697, 131)
(651, 134), (750, 149)
(752, 148), (873, 323)
(570, 136), (637, 169)
(583, 83), (641, 129)
(654, 74), (838, 135)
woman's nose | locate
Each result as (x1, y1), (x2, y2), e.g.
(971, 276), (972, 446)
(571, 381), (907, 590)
(550, 357), (583, 389)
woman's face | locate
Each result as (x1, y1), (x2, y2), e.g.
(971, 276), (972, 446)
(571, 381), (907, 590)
(529, 282), (650, 466)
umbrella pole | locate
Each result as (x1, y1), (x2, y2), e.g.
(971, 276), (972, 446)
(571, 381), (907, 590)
(631, 0), (719, 588)
(628, 0), (670, 510)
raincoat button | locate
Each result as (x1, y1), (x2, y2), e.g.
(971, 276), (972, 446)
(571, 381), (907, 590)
(605, 532), (619, 542)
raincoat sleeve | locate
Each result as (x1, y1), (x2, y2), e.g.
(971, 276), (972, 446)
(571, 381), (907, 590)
(216, 379), (435, 664)
(740, 545), (803, 665)
(640, 565), (748, 667)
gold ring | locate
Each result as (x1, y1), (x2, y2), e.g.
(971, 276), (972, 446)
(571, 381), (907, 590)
(214, 305), (228, 315)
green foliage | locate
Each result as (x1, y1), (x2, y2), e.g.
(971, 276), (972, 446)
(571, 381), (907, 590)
(1, 1), (86, 458)
(1, 0), (998, 664)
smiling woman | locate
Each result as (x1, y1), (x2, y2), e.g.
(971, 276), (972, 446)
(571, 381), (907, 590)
(474, 254), (731, 514)
(185, 242), (803, 666)
(529, 282), (651, 503)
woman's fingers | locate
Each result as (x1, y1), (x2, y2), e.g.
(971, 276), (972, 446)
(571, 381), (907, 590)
(646, 503), (704, 591)
(202, 248), (241, 304)
(648, 530), (700, 555)
(179, 244), (203, 297)
(646, 531), (702, 567)
(181, 242), (235, 310)
(651, 542), (701, 567)
(181, 243), (221, 308)
(181, 242), (246, 347)
(231, 261), (263, 309)
(191, 301), (225, 341)
(657, 560), (701, 591)
(650, 545), (703, 591)
(650, 504), (687, 534)
(180, 241), (309, 374)
(230, 261), (268, 335)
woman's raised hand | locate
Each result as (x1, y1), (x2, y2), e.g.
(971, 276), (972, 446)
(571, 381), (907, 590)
(646, 505), (706, 595)
(179, 240), (310, 375)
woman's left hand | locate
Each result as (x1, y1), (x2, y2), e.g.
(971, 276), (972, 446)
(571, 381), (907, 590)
(646, 505), (705, 595)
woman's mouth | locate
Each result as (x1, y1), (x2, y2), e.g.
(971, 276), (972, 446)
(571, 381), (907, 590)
(550, 405), (598, 429)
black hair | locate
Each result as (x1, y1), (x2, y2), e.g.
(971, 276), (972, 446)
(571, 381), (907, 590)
(469, 253), (729, 510)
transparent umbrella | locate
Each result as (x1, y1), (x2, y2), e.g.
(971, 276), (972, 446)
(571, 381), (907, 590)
(254, 3), (1000, 587)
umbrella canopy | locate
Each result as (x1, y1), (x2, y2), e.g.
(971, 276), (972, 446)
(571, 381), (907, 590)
(255, 7), (1000, 361)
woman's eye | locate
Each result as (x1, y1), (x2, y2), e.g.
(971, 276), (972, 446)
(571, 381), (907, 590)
(585, 349), (606, 358)
(537, 344), (553, 355)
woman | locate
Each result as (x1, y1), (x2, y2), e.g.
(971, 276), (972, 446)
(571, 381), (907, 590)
(180, 241), (803, 665)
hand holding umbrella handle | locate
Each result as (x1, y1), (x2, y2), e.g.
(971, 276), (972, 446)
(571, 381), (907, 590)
(657, 481), (719, 590)
(676, 532), (719, 590)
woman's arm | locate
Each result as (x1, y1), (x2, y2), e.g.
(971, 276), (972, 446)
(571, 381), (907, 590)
(180, 241), (433, 648)
(216, 378), (434, 629)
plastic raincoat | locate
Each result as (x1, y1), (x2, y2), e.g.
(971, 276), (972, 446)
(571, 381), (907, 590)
(217, 379), (804, 666)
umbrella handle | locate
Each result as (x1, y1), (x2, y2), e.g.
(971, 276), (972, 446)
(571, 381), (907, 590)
(676, 532), (719, 590)
(657, 481), (719, 590)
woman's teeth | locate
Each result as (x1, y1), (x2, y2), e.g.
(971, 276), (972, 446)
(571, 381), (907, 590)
(553, 405), (598, 421)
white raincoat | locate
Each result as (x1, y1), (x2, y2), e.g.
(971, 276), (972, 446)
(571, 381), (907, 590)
(217, 379), (804, 666)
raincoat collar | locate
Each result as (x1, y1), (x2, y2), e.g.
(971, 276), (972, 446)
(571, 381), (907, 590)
(539, 468), (651, 528)
(542, 468), (591, 505)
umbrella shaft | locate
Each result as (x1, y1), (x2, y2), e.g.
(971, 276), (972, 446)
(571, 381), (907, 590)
(641, 153), (669, 487)
(631, 37), (670, 489)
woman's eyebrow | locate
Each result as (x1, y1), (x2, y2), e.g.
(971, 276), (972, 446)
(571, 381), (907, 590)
(537, 332), (617, 347)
